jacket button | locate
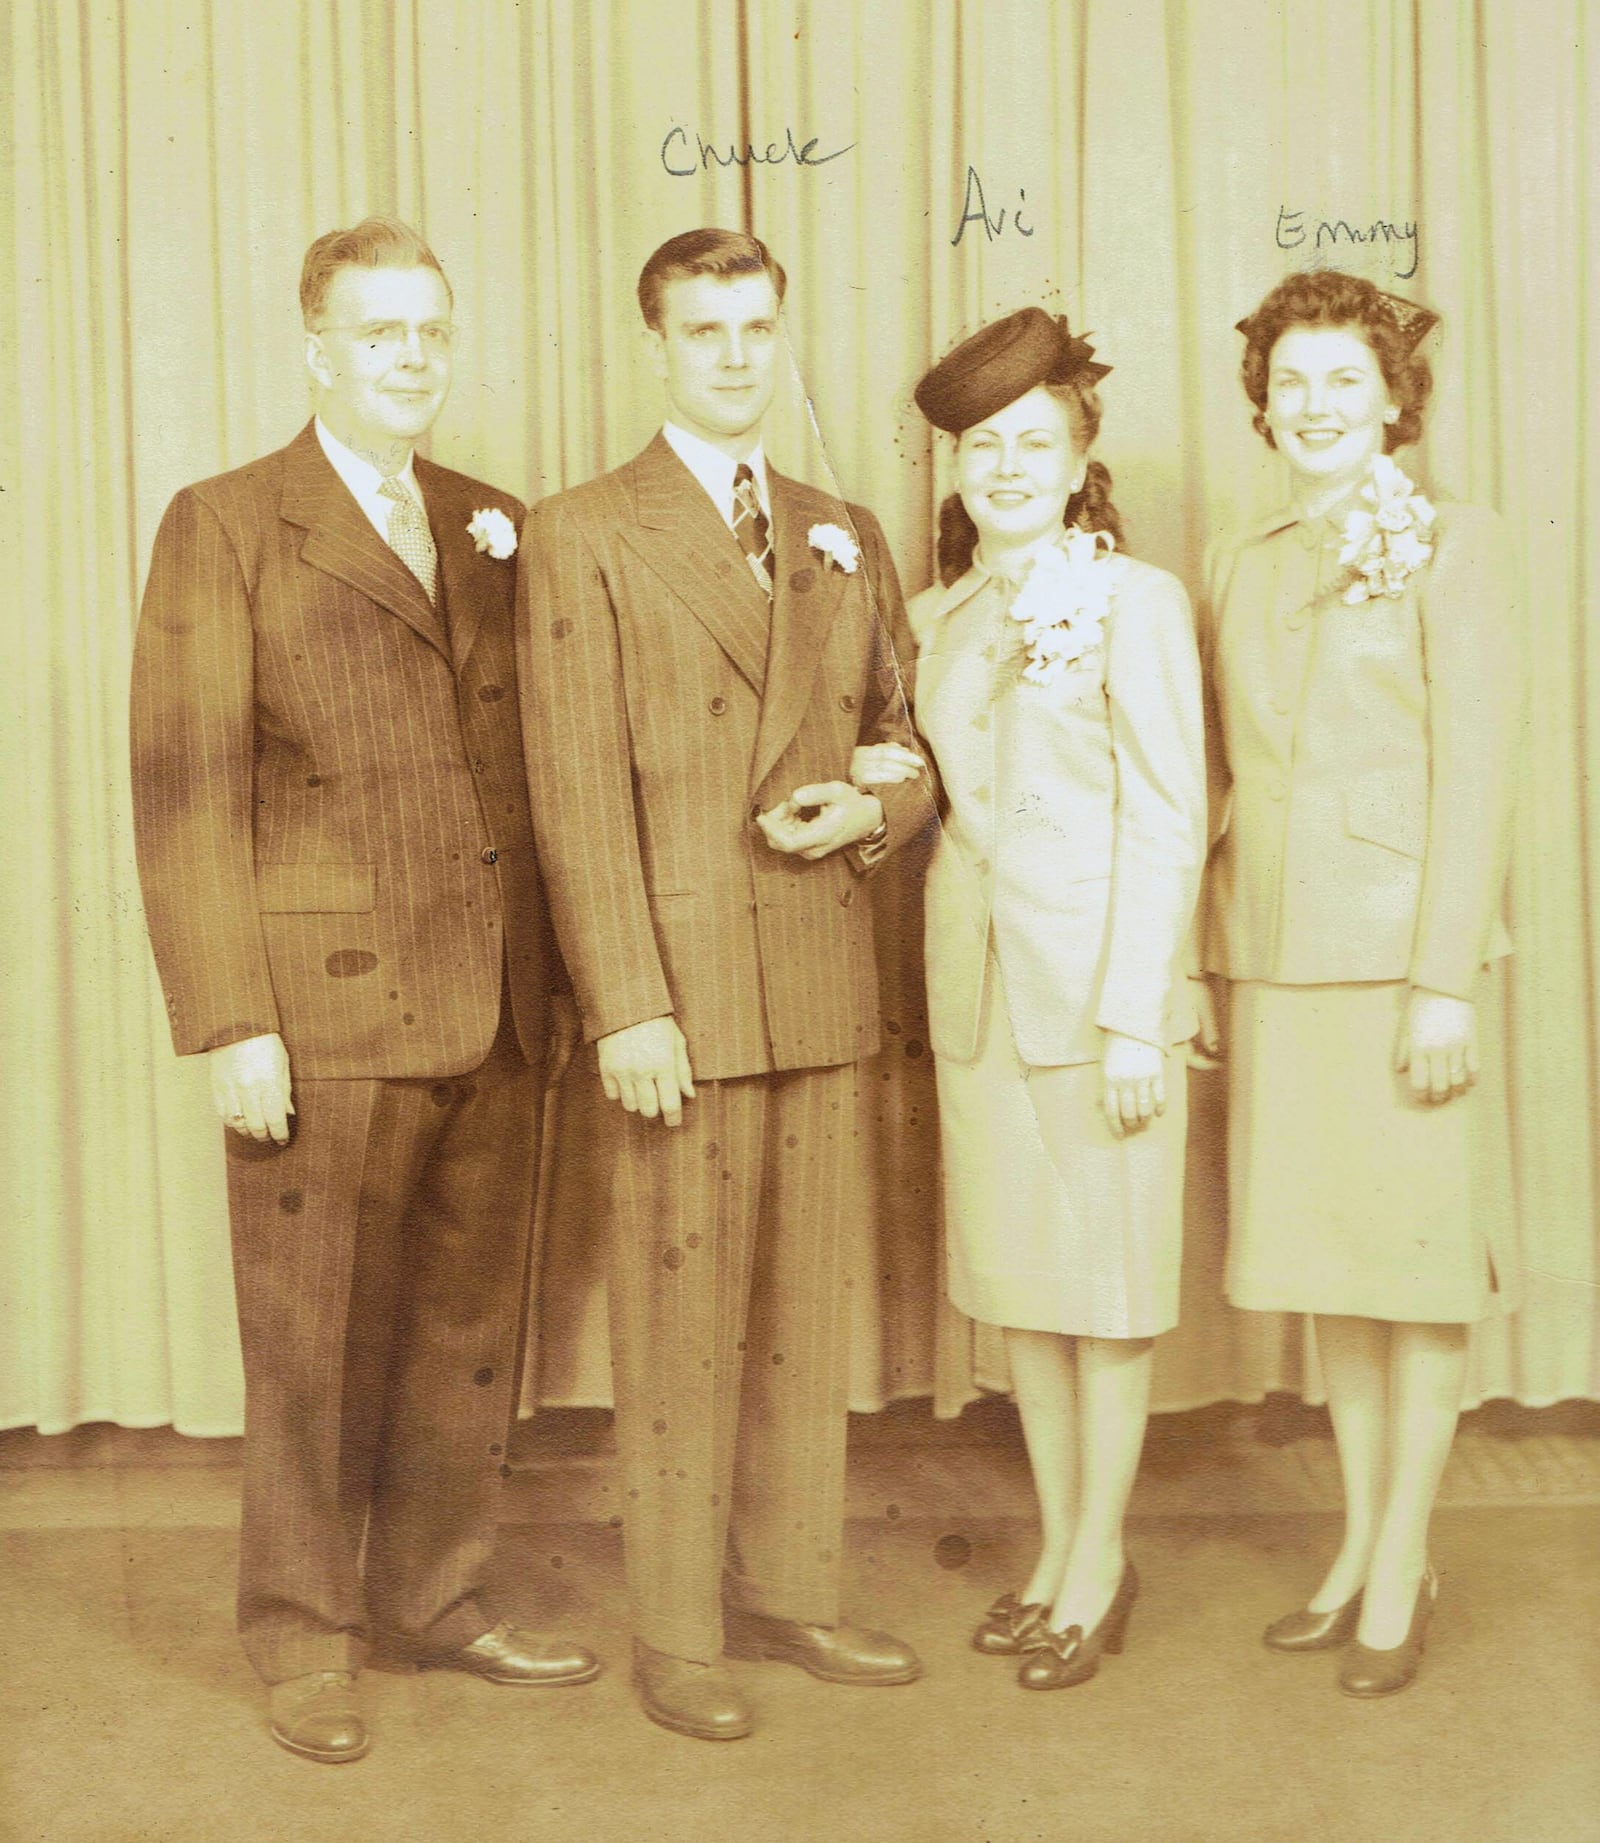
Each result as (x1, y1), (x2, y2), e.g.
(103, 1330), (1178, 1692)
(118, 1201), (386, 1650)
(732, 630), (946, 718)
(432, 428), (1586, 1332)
(709, 696), (728, 715)
(838, 887), (854, 907)
(839, 693), (856, 712)
(1284, 607), (1310, 632)
(481, 846), (498, 864)
(1266, 776), (1287, 802)
(472, 758), (486, 774)
(1271, 694), (1293, 716)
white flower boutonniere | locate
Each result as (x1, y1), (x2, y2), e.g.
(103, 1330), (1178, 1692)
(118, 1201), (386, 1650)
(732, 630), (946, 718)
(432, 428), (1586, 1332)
(1005, 526), (1117, 686)
(467, 507), (518, 560)
(1338, 455), (1435, 603)
(809, 522), (860, 573)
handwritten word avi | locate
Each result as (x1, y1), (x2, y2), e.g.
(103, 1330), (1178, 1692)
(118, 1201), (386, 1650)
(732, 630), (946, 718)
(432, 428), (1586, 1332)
(951, 168), (1034, 246)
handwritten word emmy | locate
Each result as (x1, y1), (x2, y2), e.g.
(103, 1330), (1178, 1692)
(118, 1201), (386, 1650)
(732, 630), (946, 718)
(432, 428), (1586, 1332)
(1276, 207), (1419, 280)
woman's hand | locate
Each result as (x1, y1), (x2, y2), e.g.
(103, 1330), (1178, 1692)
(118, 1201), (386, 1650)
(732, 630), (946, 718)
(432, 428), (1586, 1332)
(1188, 976), (1223, 1070)
(1393, 987), (1478, 1103)
(849, 741), (925, 787)
(1101, 1032), (1166, 1137)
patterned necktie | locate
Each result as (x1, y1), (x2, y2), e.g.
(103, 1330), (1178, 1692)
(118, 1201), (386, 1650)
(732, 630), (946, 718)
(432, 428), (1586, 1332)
(378, 475), (438, 605)
(731, 462), (773, 598)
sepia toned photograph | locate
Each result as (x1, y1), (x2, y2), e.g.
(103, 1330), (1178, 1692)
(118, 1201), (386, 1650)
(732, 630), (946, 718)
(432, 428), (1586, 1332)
(1, 2), (1596, 1839)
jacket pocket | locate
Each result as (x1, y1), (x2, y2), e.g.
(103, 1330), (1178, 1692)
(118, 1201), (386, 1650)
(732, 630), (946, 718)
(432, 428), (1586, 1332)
(1344, 775), (1426, 860)
(256, 863), (377, 913)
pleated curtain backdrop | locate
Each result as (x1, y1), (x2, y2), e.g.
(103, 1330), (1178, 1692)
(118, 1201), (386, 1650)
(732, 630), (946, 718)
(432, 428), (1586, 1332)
(2, 0), (1595, 1435)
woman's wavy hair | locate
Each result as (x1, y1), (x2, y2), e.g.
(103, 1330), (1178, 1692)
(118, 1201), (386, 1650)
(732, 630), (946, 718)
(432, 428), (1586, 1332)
(1238, 270), (1434, 454)
(935, 379), (1123, 586)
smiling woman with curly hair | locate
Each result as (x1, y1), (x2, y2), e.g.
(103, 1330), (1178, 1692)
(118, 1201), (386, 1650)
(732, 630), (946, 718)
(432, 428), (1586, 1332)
(1193, 270), (1526, 1697)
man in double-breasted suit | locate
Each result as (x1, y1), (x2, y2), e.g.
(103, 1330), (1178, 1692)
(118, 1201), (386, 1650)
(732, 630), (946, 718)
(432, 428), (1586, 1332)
(517, 229), (938, 1739)
(131, 218), (596, 1764)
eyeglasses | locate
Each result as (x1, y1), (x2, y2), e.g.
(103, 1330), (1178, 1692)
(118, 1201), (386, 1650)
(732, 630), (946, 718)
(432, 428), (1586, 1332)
(314, 320), (458, 355)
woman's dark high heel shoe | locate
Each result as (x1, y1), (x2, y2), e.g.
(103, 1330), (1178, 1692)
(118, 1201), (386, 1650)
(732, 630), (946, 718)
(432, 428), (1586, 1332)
(1338, 1568), (1438, 1698)
(972, 1591), (1046, 1656)
(1016, 1564), (1139, 1690)
(1263, 1589), (1363, 1653)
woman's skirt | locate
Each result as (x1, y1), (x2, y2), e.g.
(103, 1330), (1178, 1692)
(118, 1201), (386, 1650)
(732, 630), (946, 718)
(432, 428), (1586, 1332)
(1224, 976), (1516, 1323)
(937, 958), (1186, 1338)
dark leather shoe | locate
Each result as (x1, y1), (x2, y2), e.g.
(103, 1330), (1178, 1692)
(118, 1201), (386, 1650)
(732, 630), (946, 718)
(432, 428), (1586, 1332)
(1017, 1563), (1139, 1691)
(1338, 1570), (1438, 1698)
(410, 1620), (600, 1685)
(268, 1670), (368, 1764)
(1263, 1590), (1363, 1653)
(722, 1609), (922, 1685)
(632, 1641), (753, 1740)
(972, 1591), (1047, 1656)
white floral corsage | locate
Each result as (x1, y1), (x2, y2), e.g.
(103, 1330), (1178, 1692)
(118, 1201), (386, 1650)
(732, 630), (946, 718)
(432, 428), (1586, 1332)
(809, 522), (860, 573)
(467, 507), (518, 560)
(1004, 525), (1117, 686)
(1337, 455), (1435, 603)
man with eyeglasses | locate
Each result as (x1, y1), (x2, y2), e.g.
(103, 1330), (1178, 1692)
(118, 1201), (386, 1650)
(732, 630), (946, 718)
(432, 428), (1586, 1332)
(130, 217), (596, 1764)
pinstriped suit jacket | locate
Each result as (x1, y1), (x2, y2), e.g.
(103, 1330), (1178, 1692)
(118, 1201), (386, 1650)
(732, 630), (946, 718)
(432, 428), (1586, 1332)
(516, 433), (935, 1082)
(131, 421), (554, 1079)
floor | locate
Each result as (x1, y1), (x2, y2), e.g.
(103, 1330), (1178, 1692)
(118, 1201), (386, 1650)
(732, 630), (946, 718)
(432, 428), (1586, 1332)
(2, 1401), (1597, 1843)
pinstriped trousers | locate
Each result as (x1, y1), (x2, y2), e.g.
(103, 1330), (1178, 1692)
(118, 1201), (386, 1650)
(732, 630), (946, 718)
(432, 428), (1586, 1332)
(223, 1003), (541, 1683)
(602, 1060), (863, 1663)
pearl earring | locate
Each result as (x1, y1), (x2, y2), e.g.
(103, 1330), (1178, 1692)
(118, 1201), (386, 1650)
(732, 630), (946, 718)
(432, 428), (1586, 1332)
(1383, 406), (1400, 424)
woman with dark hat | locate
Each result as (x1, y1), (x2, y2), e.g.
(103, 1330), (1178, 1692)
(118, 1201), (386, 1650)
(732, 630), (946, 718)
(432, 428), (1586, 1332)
(858, 309), (1206, 1689)
(1192, 271), (1524, 1695)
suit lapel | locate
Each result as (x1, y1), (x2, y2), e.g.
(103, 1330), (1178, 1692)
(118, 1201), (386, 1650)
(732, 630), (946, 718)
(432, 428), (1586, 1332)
(418, 460), (503, 670)
(279, 423), (452, 660)
(619, 434), (772, 693)
(750, 470), (853, 792)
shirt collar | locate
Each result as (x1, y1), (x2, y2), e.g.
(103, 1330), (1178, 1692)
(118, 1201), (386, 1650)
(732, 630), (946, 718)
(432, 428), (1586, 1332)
(315, 417), (421, 505)
(970, 527), (1067, 586)
(662, 421), (769, 519)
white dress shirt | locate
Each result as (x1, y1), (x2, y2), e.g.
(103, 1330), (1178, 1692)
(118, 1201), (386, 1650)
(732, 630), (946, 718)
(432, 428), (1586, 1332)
(315, 418), (426, 538)
(662, 421), (770, 530)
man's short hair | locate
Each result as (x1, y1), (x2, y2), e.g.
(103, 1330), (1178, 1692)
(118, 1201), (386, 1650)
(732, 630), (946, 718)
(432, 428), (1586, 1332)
(636, 228), (787, 331)
(299, 217), (451, 327)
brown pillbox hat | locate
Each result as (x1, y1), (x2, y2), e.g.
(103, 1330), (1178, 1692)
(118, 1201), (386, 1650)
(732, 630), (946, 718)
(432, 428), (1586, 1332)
(914, 307), (1112, 434)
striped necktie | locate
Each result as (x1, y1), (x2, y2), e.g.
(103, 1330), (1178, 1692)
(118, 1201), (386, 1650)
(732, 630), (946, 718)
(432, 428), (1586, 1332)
(732, 462), (773, 598)
(378, 475), (438, 605)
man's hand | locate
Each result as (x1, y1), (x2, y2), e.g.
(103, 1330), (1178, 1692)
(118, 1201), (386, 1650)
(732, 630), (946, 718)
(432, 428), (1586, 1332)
(1101, 1032), (1166, 1138)
(849, 742), (925, 787)
(1394, 988), (1478, 1104)
(757, 783), (884, 862)
(1188, 976), (1224, 1070)
(597, 1015), (696, 1127)
(209, 1033), (294, 1145)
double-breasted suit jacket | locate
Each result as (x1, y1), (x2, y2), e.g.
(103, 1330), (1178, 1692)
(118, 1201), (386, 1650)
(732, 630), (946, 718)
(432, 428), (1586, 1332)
(1198, 499), (1520, 999)
(517, 432), (935, 1660)
(912, 552), (1206, 1069)
(131, 421), (554, 1682)
(517, 432), (932, 1077)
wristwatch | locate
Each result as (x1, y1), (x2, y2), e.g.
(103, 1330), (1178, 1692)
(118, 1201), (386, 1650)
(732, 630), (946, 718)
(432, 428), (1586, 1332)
(856, 810), (890, 868)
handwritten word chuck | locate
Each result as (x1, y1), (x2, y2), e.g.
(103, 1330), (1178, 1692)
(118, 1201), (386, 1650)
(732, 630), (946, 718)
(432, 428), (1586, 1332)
(662, 125), (854, 176)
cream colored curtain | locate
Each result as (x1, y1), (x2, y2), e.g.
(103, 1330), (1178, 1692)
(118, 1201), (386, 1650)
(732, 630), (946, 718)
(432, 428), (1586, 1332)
(4, 0), (1595, 1434)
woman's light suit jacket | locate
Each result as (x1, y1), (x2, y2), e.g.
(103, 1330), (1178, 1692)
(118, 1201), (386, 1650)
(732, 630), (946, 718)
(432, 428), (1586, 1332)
(1197, 499), (1524, 999)
(909, 549), (1207, 1068)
